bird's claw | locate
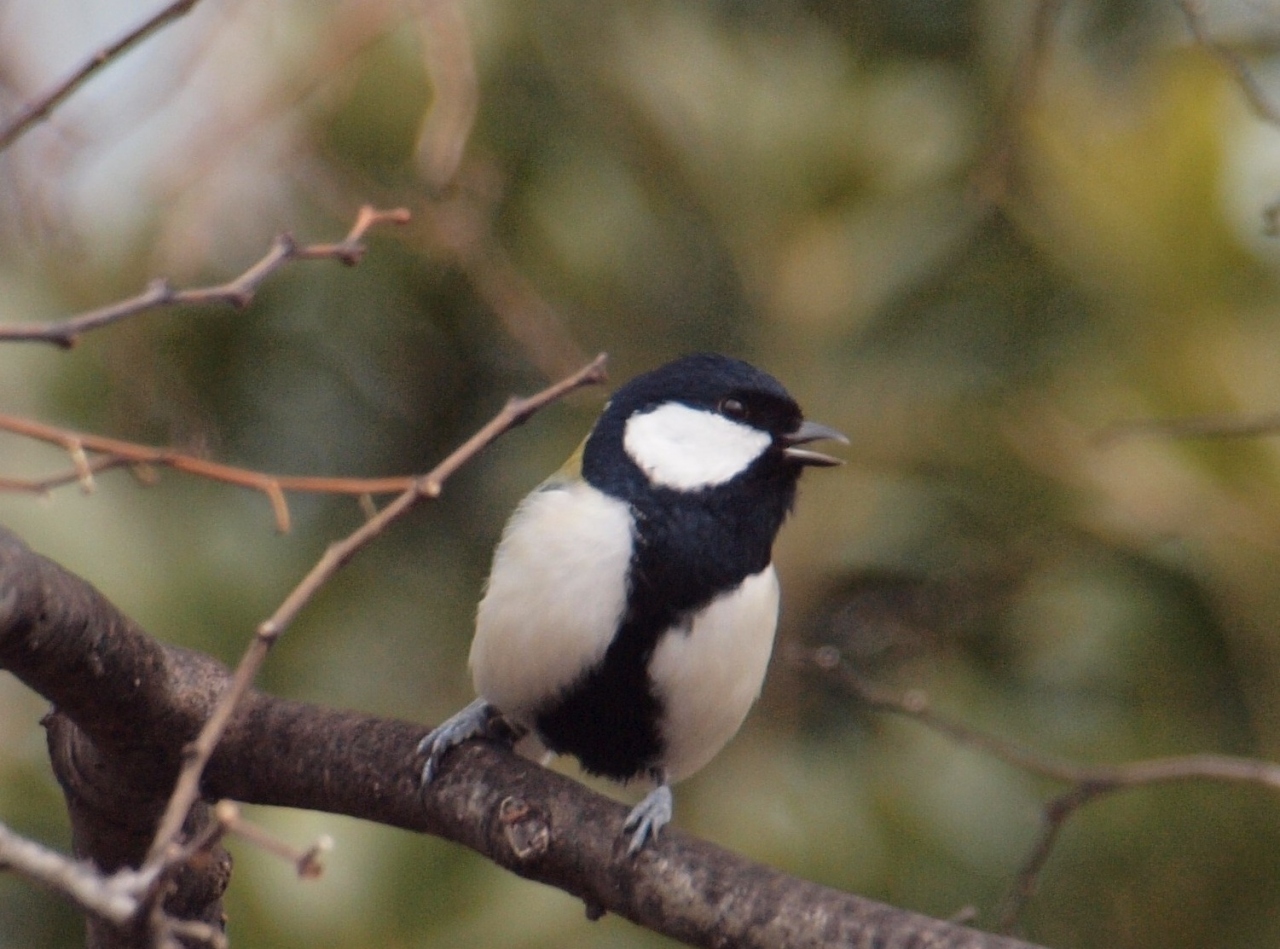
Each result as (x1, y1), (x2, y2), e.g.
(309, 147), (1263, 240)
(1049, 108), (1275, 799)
(418, 698), (498, 785)
(623, 782), (672, 855)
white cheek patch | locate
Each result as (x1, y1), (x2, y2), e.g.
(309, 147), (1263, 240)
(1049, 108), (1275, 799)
(623, 402), (771, 491)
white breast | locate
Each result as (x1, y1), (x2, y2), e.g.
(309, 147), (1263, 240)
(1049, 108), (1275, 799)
(647, 566), (780, 782)
(469, 480), (634, 724)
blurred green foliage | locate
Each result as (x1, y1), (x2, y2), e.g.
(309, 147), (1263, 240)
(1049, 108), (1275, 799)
(5, 0), (1280, 946)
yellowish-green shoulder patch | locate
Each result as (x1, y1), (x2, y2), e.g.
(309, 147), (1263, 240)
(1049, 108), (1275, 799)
(539, 436), (587, 489)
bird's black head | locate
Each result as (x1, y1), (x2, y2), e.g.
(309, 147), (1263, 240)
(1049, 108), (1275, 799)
(581, 353), (845, 502)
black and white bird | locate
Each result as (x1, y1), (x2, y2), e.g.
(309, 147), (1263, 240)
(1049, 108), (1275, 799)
(418, 353), (845, 852)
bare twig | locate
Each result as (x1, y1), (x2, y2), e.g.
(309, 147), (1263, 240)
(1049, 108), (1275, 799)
(1180, 0), (1280, 127)
(997, 783), (1103, 933)
(0, 0), (203, 153)
(802, 646), (1280, 932)
(417, 166), (589, 380)
(412, 0), (479, 188)
(302, 159), (589, 381)
(0, 819), (156, 925)
(1098, 411), (1280, 443)
(0, 205), (410, 348)
(0, 454), (140, 495)
(970, 0), (1067, 205)
(157, 0), (402, 209)
(0, 412), (420, 533)
(159, 918), (228, 949)
(140, 352), (609, 873)
(1179, 0), (1280, 234)
(213, 801), (331, 878)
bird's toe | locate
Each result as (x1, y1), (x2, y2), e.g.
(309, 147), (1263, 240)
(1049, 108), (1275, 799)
(417, 697), (496, 785)
(623, 783), (673, 854)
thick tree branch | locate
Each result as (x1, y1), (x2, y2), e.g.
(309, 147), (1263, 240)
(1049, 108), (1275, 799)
(0, 527), (1045, 949)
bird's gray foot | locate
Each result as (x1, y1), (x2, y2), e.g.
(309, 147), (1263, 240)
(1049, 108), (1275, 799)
(418, 697), (500, 784)
(622, 774), (672, 854)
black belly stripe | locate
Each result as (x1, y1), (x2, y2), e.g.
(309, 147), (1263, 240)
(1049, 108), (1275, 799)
(536, 463), (798, 782)
(534, 621), (663, 780)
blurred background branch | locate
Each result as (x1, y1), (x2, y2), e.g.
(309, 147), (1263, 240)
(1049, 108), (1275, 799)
(799, 644), (1280, 934)
(1179, 0), (1280, 234)
(0, 0), (202, 152)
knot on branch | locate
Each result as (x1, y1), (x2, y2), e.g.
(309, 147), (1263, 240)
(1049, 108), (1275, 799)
(498, 796), (550, 862)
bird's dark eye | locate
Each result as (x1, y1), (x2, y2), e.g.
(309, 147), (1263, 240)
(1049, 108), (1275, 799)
(719, 398), (746, 420)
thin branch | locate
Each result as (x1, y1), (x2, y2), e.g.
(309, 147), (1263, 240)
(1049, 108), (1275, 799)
(0, 204), (410, 348)
(0, 454), (140, 495)
(0, 412), (421, 533)
(0, 0), (203, 153)
(0, 820), (156, 925)
(213, 801), (331, 878)
(156, 0), (402, 210)
(1098, 411), (1280, 443)
(140, 353), (609, 873)
(996, 783), (1106, 933)
(1180, 0), (1280, 127)
(0, 742), (315, 938)
(412, 0), (479, 188)
(802, 646), (1280, 932)
(304, 159), (590, 381)
(1179, 0), (1280, 234)
(970, 0), (1067, 205)
(158, 918), (228, 949)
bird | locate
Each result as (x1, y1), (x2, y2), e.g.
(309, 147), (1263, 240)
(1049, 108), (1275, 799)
(418, 352), (846, 853)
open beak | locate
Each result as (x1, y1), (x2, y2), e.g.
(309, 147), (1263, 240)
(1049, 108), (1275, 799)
(782, 420), (848, 467)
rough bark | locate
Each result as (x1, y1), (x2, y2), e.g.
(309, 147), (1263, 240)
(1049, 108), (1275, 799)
(0, 527), (1046, 949)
